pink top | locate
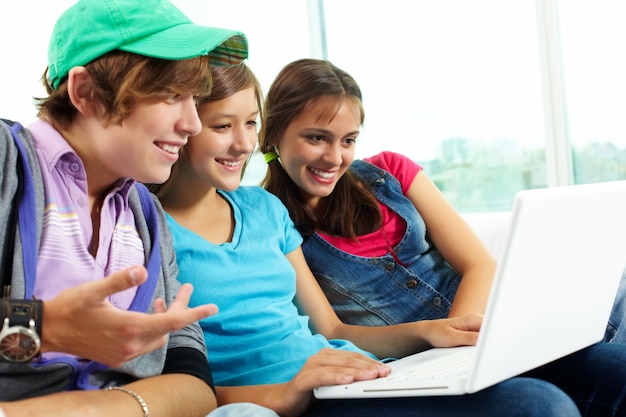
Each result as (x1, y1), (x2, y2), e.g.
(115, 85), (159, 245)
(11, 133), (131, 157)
(318, 151), (422, 257)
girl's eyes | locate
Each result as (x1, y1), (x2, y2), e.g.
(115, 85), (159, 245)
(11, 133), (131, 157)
(211, 120), (257, 131)
(306, 134), (357, 146)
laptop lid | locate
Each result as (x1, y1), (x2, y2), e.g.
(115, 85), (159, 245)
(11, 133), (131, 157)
(468, 180), (626, 392)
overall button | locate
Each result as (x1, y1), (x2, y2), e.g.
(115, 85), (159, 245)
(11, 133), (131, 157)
(405, 279), (418, 289)
(384, 261), (395, 271)
(432, 297), (442, 307)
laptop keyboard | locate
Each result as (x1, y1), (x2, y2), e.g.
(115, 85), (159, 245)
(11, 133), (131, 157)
(385, 348), (475, 381)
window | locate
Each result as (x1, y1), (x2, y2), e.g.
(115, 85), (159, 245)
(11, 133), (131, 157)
(3, 1), (624, 213)
(201, 0), (313, 186)
(322, 0), (547, 212)
(557, 0), (626, 185)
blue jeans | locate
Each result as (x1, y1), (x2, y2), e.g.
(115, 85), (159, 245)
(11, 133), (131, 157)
(300, 343), (626, 417)
(205, 381), (576, 417)
(207, 403), (279, 417)
(303, 377), (578, 417)
(605, 266), (626, 343)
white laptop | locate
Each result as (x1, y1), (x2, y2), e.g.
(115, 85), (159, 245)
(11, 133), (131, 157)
(314, 180), (626, 399)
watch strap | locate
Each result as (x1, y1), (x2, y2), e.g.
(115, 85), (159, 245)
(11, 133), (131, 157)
(1, 299), (43, 337)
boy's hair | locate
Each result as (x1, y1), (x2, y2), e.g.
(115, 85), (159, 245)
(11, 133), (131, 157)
(149, 62), (262, 198)
(36, 51), (212, 130)
(259, 58), (381, 240)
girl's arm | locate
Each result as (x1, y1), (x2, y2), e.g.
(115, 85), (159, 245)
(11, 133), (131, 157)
(290, 249), (482, 360)
(0, 373), (215, 417)
(406, 171), (497, 317)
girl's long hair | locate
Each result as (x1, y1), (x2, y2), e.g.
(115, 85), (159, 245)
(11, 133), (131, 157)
(37, 51), (212, 130)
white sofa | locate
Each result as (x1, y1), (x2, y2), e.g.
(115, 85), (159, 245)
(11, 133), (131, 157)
(463, 212), (512, 261)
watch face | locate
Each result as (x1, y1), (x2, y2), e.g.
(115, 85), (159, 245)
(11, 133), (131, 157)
(0, 328), (40, 362)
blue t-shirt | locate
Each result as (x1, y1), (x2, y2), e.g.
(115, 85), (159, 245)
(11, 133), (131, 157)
(167, 186), (374, 386)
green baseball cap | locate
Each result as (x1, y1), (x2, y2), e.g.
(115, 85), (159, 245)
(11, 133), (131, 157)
(47, 0), (248, 89)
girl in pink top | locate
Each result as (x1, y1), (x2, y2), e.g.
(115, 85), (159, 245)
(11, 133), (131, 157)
(260, 59), (495, 325)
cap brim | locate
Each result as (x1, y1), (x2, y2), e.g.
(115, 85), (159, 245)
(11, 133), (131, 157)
(119, 23), (248, 65)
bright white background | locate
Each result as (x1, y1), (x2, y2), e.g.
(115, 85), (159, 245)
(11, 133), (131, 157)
(2, 1), (625, 212)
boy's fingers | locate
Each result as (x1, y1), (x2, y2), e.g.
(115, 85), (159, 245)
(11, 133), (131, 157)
(80, 266), (148, 303)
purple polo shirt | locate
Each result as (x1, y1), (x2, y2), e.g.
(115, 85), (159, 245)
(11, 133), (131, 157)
(28, 120), (142, 309)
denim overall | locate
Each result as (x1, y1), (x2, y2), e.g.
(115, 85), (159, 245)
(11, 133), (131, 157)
(302, 159), (461, 326)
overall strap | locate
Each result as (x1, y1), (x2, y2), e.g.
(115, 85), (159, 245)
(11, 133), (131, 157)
(349, 159), (395, 187)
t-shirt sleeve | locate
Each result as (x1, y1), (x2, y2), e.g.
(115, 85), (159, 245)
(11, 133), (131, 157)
(277, 198), (304, 254)
(363, 151), (423, 195)
(259, 187), (304, 254)
(163, 347), (215, 391)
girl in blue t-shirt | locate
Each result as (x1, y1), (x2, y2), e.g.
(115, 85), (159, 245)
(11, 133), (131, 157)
(150, 62), (625, 417)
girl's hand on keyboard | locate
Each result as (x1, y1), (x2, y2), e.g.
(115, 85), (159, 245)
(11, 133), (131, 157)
(268, 348), (390, 416)
(294, 348), (391, 389)
(424, 313), (483, 348)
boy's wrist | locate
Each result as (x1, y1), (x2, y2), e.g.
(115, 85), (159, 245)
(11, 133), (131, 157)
(0, 299), (43, 362)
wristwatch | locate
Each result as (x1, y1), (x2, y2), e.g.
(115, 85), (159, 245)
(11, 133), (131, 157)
(0, 299), (42, 362)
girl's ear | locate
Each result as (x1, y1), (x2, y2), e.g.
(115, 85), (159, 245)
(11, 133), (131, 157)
(66, 66), (97, 116)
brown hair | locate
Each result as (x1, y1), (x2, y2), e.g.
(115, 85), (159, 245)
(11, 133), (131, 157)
(149, 62), (263, 198)
(36, 50), (212, 130)
(259, 59), (381, 240)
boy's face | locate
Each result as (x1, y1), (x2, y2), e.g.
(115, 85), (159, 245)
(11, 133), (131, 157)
(91, 94), (202, 186)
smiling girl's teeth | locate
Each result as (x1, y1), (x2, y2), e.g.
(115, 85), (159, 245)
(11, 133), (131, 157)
(158, 143), (180, 154)
(309, 167), (334, 180)
(219, 160), (241, 167)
